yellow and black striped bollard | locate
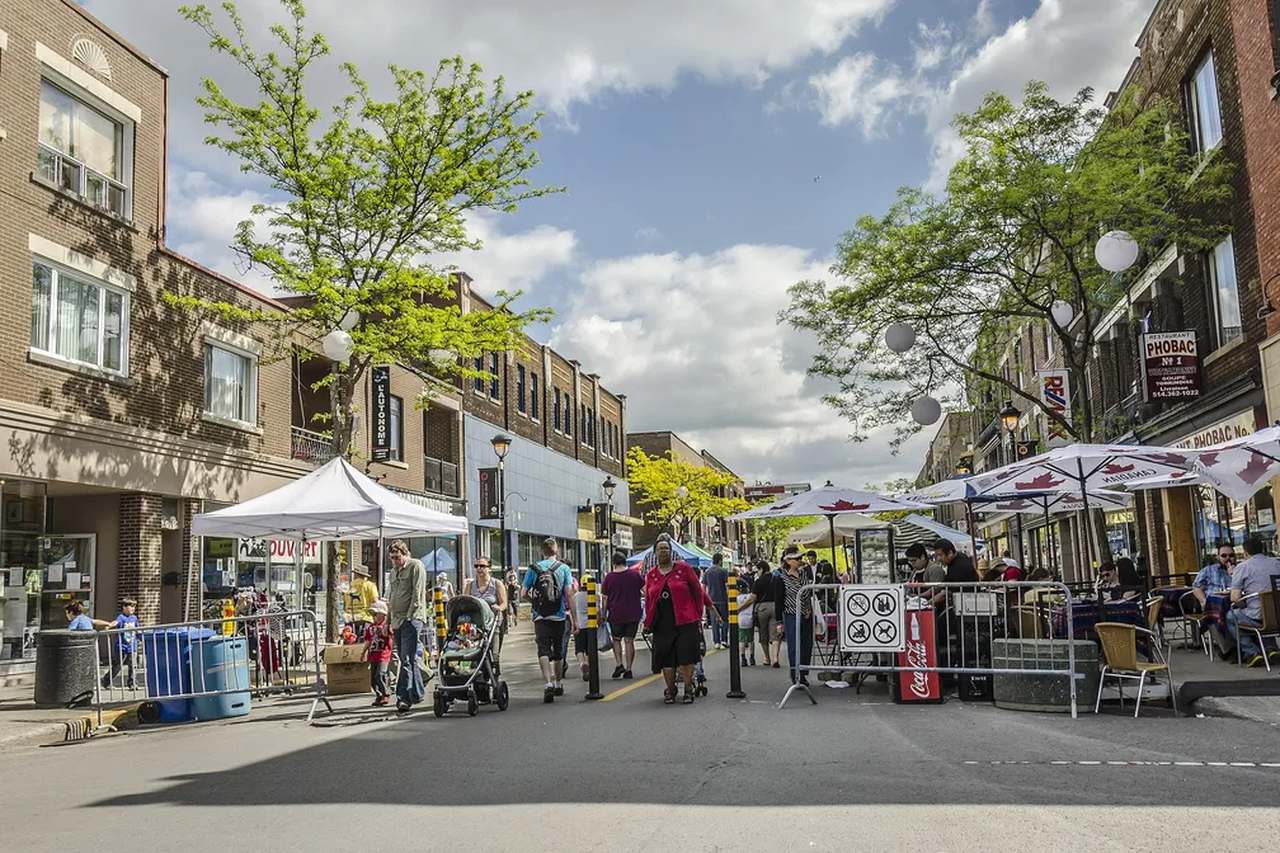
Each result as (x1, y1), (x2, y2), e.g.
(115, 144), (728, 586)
(585, 573), (603, 700)
(727, 575), (745, 698)
(433, 587), (446, 672)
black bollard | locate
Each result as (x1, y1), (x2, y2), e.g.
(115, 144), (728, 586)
(585, 574), (603, 700)
(727, 576), (746, 699)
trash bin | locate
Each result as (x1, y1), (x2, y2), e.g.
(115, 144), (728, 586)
(34, 630), (99, 707)
(142, 627), (217, 722)
(191, 635), (252, 721)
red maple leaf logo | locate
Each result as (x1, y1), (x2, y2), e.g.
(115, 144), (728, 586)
(768, 502), (794, 512)
(1199, 452), (1221, 468)
(1239, 452), (1273, 485)
(1013, 473), (1062, 490)
(1002, 499), (1032, 510)
(1143, 452), (1188, 467)
(1102, 463), (1135, 476)
(818, 500), (870, 512)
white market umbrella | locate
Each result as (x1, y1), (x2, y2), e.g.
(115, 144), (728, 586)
(967, 444), (1194, 574)
(1123, 470), (1206, 491)
(730, 484), (930, 579)
(1193, 425), (1280, 503)
(192, 457), (468, 540)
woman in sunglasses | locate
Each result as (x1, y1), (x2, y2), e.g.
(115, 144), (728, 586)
(464, 558), (509, 652)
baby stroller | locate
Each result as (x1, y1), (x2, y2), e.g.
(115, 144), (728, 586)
(432, 595), (509, 717)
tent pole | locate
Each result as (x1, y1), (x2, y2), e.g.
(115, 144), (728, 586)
(827, 515), (838, 578)
(888, 524), (897, 584)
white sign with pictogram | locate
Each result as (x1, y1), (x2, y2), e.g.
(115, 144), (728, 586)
(838, 584), (905, 653)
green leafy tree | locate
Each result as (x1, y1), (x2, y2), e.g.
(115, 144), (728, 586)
(782, 82), (1233, 449)
(625, 448), (749, 542)
(174, 0), (558, 635)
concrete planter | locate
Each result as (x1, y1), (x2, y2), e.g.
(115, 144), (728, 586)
(992, 638), (1099, 713)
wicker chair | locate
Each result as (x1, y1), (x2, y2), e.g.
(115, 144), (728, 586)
(1094, 622), (1177, 718)
(1233, 589), (1280, 671)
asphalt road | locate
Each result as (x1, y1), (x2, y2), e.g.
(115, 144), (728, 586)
(4, 622), (1280, 852)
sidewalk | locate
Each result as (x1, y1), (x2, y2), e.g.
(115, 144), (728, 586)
(0, 683), (137, 749)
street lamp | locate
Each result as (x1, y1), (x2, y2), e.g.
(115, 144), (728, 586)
(602, 475), (616, 563)
(491, 434), (512, 574)
(999, 401), (1021, 434)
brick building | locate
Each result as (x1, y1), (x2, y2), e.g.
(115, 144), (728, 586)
(0, 0), (495, 663)
(626, 430), (745, 561)
(913, 411), (974, 533)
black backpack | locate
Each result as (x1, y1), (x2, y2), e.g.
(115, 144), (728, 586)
(530, 561), (565, 618)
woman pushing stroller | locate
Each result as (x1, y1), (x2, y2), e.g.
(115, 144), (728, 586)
(643, 534), (718, 704)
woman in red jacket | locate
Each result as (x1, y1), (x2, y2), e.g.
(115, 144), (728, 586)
(644, 534), (705, 704)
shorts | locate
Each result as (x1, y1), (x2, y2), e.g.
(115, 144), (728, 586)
(650, 622), (701, 671)
(534, 618), (567, 661)
(608, 620), (639, 639)
(573, 629), (590, 656)
(754, 602), (777, 640)
(737, 626), (753, 645)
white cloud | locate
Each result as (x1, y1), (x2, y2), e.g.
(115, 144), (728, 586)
(435, 212), (577, 299)
(634, 226), (663, 242)
(809, 53), (915, 136)
(549, 244), (924, 487)
(165, 167), (276, 292)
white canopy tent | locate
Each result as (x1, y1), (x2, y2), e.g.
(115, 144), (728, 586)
(190, 458), (468, 620)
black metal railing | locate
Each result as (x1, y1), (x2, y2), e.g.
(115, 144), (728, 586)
(36, 143), (127, 218)
(291, 426), (335, 464)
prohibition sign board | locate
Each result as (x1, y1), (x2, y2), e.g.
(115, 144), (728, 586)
(838, 584), (905, 653)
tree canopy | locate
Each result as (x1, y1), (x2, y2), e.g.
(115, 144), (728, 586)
(782, 82), (1233, 448)
(625, 448), (748, 539)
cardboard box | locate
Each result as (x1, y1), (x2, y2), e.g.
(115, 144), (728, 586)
(323, 644), (369, 695)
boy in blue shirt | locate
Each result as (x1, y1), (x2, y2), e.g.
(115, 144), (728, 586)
(101, 597), (140, 689)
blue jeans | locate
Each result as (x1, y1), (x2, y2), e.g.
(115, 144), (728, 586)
(1227, 609), (1264, 659)
(783, 613), (814, 683)
(709, 604), (728, 646)
(395, 619), (426, 706)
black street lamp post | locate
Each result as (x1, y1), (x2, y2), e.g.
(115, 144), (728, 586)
(491, 434), (512, 574)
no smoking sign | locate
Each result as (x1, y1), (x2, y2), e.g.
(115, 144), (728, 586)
(839, 584), (905, 653)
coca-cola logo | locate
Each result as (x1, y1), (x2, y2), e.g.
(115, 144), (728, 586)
(905, 639), (930, 699)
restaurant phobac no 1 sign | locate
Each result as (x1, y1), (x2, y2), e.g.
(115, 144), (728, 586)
(1140, 331), (1200, 401)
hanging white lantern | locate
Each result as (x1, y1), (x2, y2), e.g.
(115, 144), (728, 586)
(338, 311), (359, 331)
(1094, 230), (1139, 273)
(1050, 299), (1075, 329)
(322, 329), (353, 363)
(884, 323), (916, 353)
(910, 395), (942, 426)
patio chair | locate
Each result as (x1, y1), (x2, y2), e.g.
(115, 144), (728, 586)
(1167, 590), (1210, 658)
(1094, 622), (1177, 718)
(1234, 588), (1280, 671)
(1143, 596), (1165, 645)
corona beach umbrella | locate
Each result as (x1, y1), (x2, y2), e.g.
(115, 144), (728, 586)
(730, 483), (930, 573)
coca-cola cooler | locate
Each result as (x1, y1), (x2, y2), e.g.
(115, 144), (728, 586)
(893, 604), (942, 704)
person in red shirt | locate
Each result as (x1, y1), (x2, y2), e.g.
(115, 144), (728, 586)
(363, 600), (394, 706)
(643, 534), (706, 704)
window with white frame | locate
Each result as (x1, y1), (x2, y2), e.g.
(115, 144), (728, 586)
(1186, 50), (1223, 154)
(1207, 235), (1242, 348)
(516, 364), (527, 413)
(204, 342), (257, 424)
(388, 394), (403, 462)
(30, 259), (128, 373)
(36, 79), (130, 218)
(488, 353), (500, 399)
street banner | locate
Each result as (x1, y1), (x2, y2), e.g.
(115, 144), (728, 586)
(1038, 370), (1071, 446)
(478, 467), (500, 520)
(371, 364), (391, 461)
(1140, 331), (1200, 401)
(1015, 440), (1037, 461)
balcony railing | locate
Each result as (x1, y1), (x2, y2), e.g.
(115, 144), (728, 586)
(291, 426), (335, 465)
(36, 143), (128, 219)
(425, 455), (460, 497)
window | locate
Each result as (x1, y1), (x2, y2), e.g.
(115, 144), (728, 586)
(1186, 50), (1223, 153)
(204, 343), (256, 424)
(473, 356), (484, 393)
(530, 371), (539, 420)
(36, 80), (128, 218)
(489, 353), (500, 399)
(565, 395), (572, 437)
(553, 388), (561, 431)
(1208, 235), (1242, 347)
(388, 395), (403, 462)
(598, 414), (605, 453)
(516, 365), (527, 413)
(31, 260), (127, 373)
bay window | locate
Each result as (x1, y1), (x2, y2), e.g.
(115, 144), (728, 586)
(30, 260), (127, 374)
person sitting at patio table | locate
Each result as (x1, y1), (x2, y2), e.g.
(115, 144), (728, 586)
(928, 538), (977, 607)
(905, 543), (944, 585)
(1228, 536), (1280, 667)
(1192, 544), (1234, 607)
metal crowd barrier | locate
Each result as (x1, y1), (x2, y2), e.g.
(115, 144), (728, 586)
(92, 610), (333, 733)
(780, 582), (1081, 717)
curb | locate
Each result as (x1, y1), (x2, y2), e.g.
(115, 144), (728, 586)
(1193, 695), (1280, 726)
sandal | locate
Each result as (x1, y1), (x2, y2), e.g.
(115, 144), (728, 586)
(663, 687), (677, 704)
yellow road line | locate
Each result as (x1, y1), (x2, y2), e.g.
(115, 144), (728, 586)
(599, 646), (721, 702)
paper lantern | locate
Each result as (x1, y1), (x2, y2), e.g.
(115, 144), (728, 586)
(910, 396), (942, 426)
(884, 323), (916, 353)
(322, 329), (353, 363)
(1050, 299), (1074, 329)
(1095, 230), (1139, 273)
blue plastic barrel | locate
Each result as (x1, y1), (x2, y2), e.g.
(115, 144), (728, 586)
(191, 635), (252, 721)
(142, 627), (217, 722)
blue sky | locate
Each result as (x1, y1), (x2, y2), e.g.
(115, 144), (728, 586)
(83, 0), (1154, 491)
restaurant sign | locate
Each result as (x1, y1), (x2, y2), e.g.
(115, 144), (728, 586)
(1172, 410), (1256, 451)
(1140, 331), (1200, 401)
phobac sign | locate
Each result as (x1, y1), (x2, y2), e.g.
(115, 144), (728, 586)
(1140, 331), (1200, 401)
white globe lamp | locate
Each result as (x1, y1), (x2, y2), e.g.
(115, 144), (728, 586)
(1050, 299), (1075, 329)
(884, 323), (916, 353)
(322, 329), (353, 364)
(910, 395), (942, 426)
(1095, 230), (1139, 273)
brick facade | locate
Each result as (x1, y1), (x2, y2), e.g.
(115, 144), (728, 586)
(117, 492), (163, 623)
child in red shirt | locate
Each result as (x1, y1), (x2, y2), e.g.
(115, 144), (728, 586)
(363, 600), (394, 706)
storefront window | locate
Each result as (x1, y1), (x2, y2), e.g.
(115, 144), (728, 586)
(1190, 484), (1276, 564)
(1, 481), (48, 660)
(1104, 509), (1137, 560)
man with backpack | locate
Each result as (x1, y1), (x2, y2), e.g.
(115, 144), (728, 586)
(522, 537), (576, 702)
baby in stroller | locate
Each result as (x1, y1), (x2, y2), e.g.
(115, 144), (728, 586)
(432, 594), (509, 717)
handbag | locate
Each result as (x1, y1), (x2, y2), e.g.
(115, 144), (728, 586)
(597, 620), (614, 652)
(812, 592), (827, 639)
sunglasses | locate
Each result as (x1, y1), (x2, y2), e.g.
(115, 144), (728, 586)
(474, 563), (490, 569)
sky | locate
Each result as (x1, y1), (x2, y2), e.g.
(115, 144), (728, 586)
(83, 0), (1153, 492)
